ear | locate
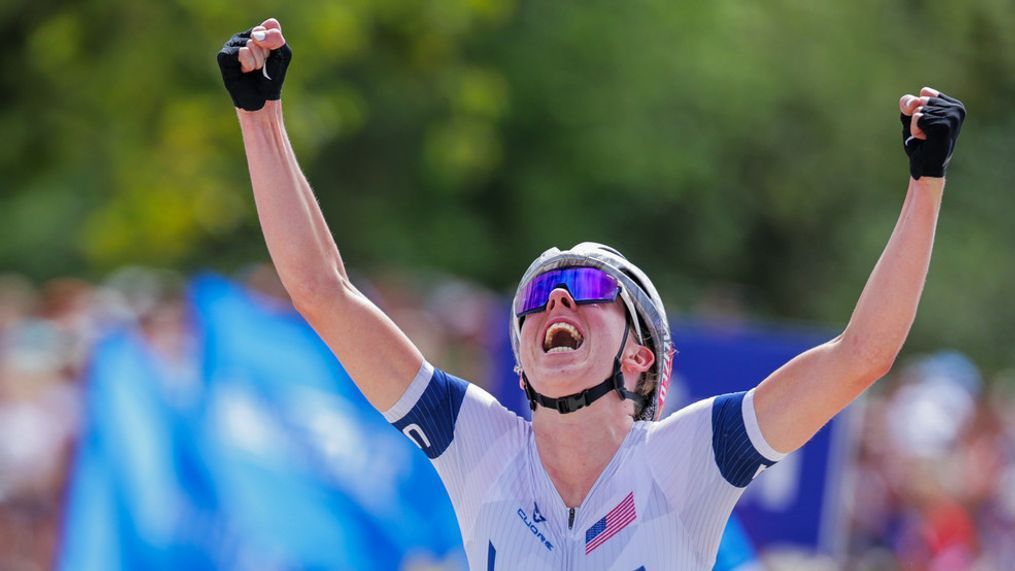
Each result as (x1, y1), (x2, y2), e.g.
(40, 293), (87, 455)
(622, 343), (655, 375)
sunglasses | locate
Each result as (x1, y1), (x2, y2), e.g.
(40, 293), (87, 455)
(515, 267), (623, 318)
(516, 266), (647, 343)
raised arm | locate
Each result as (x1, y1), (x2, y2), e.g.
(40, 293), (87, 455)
(753, 87), (967, 453)
(218, 19), (423, 410)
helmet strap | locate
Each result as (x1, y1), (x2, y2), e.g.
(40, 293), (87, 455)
(521, 322), (646, 415)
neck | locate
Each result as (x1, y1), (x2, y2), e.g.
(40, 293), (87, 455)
(532, 394), (634, 508)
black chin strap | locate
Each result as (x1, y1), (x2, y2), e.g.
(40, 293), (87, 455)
(521, 322), (646, 415)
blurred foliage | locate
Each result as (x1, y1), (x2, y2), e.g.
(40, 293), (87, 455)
(1, 0), (1014, 370)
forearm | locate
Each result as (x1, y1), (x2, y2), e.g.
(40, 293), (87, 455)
(217, 20), (427, 410)
(237, 100), (424, 408)
(753, 88), (963, 454)
(839, 176), (944, 377)
(237, 101), (348, 300)
(755, 176), (945, 453)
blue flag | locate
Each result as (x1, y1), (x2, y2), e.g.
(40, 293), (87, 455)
(59, 329), (220, 570)
(190, 274), (463, 569)
(60, 275), (464, 570)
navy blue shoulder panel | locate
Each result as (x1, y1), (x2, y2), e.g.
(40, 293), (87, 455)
(711, 391), (776, 488)
(391, 368), (468, 459)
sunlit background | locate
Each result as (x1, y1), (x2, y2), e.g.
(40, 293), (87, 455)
(1, 1), (1014, 569)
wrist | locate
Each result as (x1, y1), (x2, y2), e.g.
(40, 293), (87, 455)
(236, 100), (282, 126)
(910, 175), (945, 195)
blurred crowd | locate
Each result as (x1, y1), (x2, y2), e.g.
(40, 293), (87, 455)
(844, 354), (1015, 570)
(1, 268), (1013, 571)
(0, 269), (189, 570)
(1, 273), (92, 570)
(0, 266), (502, 571)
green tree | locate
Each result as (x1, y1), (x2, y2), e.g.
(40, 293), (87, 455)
(2, 0), (1013, 369)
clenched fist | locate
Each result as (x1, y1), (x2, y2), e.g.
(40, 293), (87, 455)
(217, 18), (291, 111)
(899, 87), (966, 180)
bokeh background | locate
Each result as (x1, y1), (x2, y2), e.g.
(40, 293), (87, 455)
(1, 1), (1014, 569)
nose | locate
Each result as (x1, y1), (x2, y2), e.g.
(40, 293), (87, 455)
(545, 287), (576, 312)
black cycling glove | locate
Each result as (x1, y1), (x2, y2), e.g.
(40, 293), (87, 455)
(900, 91), (966, 180)
(217, 28), (292, 111)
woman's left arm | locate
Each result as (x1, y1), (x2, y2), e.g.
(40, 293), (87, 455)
(752, 87), (966, 454)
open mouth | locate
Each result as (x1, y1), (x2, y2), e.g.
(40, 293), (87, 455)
(542, 321), (584, 353)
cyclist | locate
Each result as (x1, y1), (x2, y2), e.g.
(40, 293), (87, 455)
(217, 18), (965, 569)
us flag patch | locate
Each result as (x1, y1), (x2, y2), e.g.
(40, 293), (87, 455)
(585, 492), (636, 555)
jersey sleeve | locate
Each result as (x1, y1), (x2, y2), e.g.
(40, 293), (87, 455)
(644, 388), (786, 564)
(382, 361), (469, 460)
(382, 362), (527, 529)
(710, 389), (786, 487)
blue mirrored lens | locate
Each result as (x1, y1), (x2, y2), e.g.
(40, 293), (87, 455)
(515, 267), (620, 317)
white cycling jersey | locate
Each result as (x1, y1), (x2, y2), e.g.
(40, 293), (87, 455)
(383, 362), (786, 570)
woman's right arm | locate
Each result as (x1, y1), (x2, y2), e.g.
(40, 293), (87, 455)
(229, 21), (424, 411)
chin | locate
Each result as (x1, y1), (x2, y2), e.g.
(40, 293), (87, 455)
(528, 352), (598, 396)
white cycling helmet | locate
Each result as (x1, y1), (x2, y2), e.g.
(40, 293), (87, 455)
(510, 242), (675, 421)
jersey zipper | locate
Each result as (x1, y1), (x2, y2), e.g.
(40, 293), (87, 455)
(565, 507), (576, 571)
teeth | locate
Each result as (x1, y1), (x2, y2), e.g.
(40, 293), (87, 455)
(543, 322), (583, 352)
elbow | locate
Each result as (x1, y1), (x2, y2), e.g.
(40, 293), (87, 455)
(862, 353), (897, 385)
(836, 331), (901, 387)
(285, 271), (352, 316)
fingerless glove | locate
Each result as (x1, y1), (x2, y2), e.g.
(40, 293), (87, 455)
(901, 92), (966, 180)
(217, 29), (292, 111)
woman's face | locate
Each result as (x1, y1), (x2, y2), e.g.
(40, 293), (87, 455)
(518, 287), (633, 397)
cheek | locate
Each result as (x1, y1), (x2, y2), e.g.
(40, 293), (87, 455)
(519, 318), (540, 353)
(586, 306), (623, 335)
